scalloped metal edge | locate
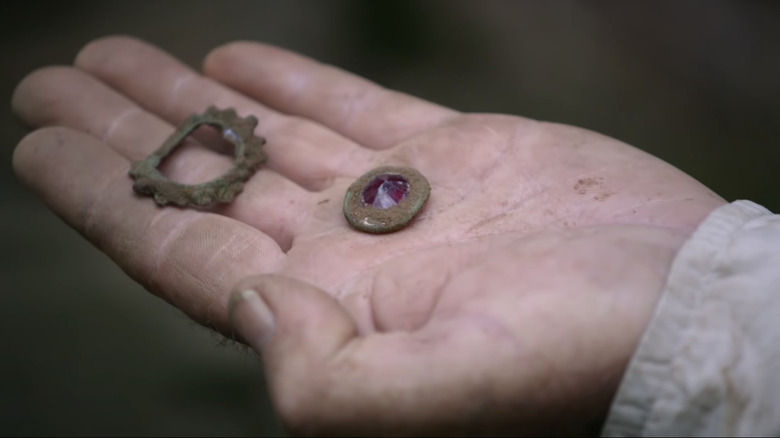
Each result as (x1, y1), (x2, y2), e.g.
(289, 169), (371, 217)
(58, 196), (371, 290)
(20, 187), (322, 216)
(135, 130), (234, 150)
(129, 106), (267, 207)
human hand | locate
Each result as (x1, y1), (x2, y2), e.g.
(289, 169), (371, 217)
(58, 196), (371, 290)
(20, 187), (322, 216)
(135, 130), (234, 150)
(12, 36), (725, 436)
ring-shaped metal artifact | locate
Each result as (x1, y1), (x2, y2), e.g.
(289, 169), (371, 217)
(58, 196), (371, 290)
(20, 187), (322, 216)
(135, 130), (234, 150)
(129, 106), (267, 207)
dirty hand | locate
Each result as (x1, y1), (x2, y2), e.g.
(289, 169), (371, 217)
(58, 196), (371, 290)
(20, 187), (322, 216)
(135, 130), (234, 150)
(12, 36), (725, 436)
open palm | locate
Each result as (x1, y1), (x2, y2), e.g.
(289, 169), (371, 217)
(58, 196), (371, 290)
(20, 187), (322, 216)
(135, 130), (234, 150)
(13, 37), (725, 435)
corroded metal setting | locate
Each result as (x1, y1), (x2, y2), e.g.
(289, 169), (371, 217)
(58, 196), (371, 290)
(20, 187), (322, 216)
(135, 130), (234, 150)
(129, 106), (266, 207)
(343, 166), (431, 234)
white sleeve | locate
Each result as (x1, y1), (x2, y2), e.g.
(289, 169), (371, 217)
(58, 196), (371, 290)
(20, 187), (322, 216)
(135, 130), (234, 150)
(601, 200), (780, 437)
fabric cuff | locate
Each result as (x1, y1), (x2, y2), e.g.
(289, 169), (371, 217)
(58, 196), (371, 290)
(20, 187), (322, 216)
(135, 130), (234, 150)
(601, 200), (775, 436)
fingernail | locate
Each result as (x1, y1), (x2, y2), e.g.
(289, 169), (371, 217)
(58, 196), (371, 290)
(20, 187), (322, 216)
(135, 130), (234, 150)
(229, 289), (275, 348)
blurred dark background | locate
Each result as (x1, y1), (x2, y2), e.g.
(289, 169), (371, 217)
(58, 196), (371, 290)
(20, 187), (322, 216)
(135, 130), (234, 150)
(1, 1), (779, 435)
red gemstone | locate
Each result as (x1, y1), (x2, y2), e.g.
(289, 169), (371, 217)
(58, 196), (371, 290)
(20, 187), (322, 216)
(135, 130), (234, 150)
(362, 174), (410, 208)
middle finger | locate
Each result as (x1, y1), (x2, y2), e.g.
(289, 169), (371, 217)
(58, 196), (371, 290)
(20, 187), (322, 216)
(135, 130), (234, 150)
(74, 36), (376, 190)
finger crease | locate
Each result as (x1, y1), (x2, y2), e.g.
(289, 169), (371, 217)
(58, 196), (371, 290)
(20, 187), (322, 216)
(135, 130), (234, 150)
(145, 211), (203, 290)
(102, 107), (141, 144)
(82, 164), (132, 240)
(338, 85), (379, 131)
(166, 72), (198, 114)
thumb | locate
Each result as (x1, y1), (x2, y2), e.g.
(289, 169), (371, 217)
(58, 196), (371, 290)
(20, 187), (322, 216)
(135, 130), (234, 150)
(227, 273), (358, 399)
(228, 274), (357, 356)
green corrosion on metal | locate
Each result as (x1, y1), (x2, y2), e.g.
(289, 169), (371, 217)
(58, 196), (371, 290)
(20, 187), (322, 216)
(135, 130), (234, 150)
(343, 165), (431, 233)
(129, 106), (266, 207)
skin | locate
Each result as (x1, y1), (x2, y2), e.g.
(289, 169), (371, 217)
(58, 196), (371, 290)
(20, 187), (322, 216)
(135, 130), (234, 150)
(12, 36), (726, 436)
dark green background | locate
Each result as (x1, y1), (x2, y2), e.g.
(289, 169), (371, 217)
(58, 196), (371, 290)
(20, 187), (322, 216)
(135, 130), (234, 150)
(2, 1), (779, 435)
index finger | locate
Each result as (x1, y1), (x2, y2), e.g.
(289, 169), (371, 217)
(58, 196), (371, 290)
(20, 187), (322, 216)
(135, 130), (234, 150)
(203, 41), (459, 150)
